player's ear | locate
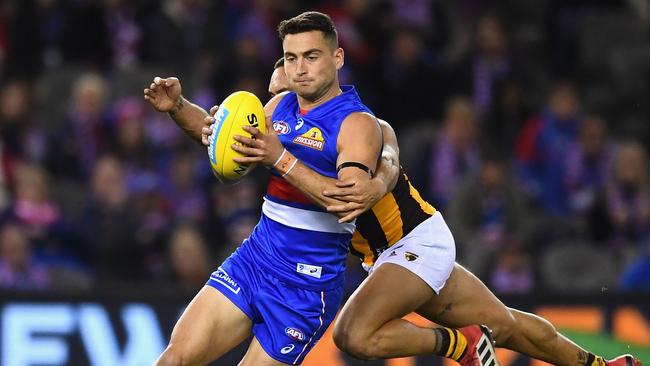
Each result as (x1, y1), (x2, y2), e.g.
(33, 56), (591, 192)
(334, 48), (344, 70)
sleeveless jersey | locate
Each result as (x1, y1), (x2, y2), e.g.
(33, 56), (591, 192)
(246, 85), (374, 290)
(351, 168), (436, 270)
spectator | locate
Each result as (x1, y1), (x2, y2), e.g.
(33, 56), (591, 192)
(489, 242), (535, 294)
(447, 151), (532, 276)
(47, 73), (112, 180)
(449, 12), (520, 118)
(415, 96), (480, 208)
(604, 141), (650, 253)
(515, 80), (581, 215)
(167, 223), (211, 291)
(0, 222), (50, 290)
(564, 115), (615, 216)
(81, 155), (144, 282)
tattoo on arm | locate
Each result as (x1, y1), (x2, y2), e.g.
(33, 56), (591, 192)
(577, 350), (588, 366)
(169, 97), (185, 116)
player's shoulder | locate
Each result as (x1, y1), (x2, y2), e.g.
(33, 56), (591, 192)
(264, 91), (292, 116)
(339, 112), (382, 143)
(343, 111), (378, 125)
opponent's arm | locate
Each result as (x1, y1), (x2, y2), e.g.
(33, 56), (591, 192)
(322, 119), (400, 218)
(143, 77), (208, 143)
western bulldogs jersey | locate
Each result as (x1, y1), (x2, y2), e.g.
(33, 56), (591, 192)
(248, 85), (373, 290)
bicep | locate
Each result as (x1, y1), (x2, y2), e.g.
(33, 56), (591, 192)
(378, 118), (399, 162)
(336, 113), (383, 180)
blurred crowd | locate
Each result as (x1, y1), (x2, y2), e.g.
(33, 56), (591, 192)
(0, 0), (649, 295)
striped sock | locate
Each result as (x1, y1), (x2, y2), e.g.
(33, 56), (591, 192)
(433, 327), (468, 361)
(585, 353), (607, 366)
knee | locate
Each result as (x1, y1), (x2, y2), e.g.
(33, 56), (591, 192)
(333, 320), (378, 360)
(155, 344), (196, 366)
(486, 310), (518, 346)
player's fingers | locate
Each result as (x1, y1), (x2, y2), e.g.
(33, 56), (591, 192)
(334, 180), (356, 188)
(209, 105), (219, 116)
(154, 76), (162, 85)
(241, 125), (262, 137)
(204, 115), (214, 125)
(322, 188), (353, 197)
(326, 201), (363, 213)
(233, 135), (259, 147)
(164, 78), (177, 87)
(338, 209), (363, 223)
(202, 135), (209, 146)
(325, 204), (349, 213)
(231, 143), (262, 156)
(202, 127), (213, 136)
(233, 156), (263, 164)
(150, 82), (156, 90)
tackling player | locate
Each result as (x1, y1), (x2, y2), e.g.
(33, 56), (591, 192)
(211, 62), (640, 366)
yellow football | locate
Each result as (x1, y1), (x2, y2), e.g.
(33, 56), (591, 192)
(207, 91), (266, 183)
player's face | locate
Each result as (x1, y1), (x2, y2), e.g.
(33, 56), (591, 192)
(282, 31), (343, 102)
(268, 66), (290, 98)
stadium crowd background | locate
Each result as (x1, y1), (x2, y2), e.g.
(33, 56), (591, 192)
(0, 0), (649, 297)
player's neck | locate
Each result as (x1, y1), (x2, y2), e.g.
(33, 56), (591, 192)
(297, 83), (342, 111)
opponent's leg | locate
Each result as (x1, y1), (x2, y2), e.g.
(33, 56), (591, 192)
(333, 263), (472, 360)
(155, 286), (252, 366)
(417, 264), (642, 366)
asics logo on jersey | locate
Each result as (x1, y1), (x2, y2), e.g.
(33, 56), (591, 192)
(280, 344), (295, 354)
(273, 121), (291, 135)
(293, 127), (325, 150)
(405, 251), (419, 261)
(210, 268), (240, 294)
(285, 327), (305, 341)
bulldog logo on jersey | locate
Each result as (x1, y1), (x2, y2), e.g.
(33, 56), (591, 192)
(273, 121), (291, 135)
(293, 127), (325, 150)
(404, 251), (419, 261)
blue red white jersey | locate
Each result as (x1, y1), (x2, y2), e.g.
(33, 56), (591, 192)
(245, 85), (374, 290)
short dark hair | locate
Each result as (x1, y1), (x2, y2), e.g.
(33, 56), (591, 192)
(274, 57), (284, 69)
(277, 11), (338, 48)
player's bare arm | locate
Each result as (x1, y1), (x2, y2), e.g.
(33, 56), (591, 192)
(143, 76), (208, 143)
(228, 93), (350, 210)
(334, 112), (384, 190)
(323, 118), (400, 219)
(229, 109), (383, 219)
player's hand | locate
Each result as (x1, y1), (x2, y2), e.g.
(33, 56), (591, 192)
(231, 125), (284, 167)
(201, 105), (220, 146)
(323, 178), (388, 223)
(143, 77), (182, 113)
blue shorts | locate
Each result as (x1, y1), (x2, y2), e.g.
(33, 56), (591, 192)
(207, 244), (343, 365)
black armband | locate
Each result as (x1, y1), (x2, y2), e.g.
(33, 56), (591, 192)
(336, 162), (374, 176)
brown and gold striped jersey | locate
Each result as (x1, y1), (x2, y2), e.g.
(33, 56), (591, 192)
(350, 168), (436, 269)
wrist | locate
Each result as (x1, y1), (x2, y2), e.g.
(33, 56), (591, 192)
(274, 149), (298, 177)
(169, 96), (186, 116)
